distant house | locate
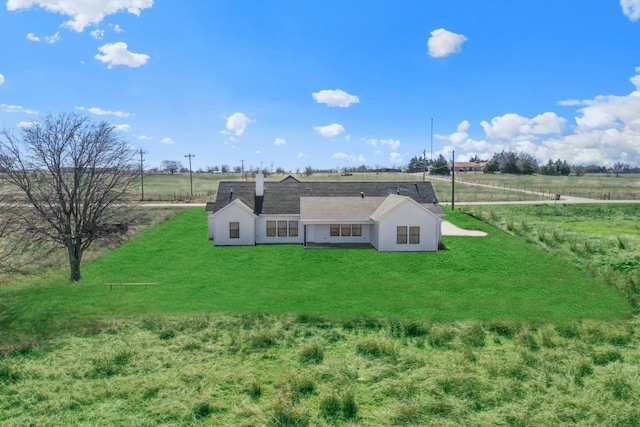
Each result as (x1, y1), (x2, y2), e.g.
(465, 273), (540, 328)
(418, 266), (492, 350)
(206, 174), (444, 251)
(449, 161), (487, 173)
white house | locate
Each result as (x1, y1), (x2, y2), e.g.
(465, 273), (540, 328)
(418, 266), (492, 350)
(206, 174), (444, 251)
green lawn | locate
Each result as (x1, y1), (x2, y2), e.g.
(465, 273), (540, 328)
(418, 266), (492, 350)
(1, 208), (631, 352)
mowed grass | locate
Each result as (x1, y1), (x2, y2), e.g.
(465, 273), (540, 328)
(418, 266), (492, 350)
(0, 208), (631, 352)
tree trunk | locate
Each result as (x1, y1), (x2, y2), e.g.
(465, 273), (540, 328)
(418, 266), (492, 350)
(67, 239), (83, 282)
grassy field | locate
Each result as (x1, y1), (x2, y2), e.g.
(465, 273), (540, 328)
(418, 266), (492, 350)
(460, 204), (640, 308)
(0, 207), (631, 355)
(1, 313), (638, 426)
(453, 173), (640, 200)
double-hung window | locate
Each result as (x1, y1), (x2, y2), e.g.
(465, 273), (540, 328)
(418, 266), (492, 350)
(229, 222), (240, 239)
(409, 226), (420, 244)
(397, 226), (408, 244)
(352, 224), (362, 237)
(330, 224), (340, 236)
(289, 221), (298, 237)
(341, 224), (351, 236)
(266, 221), (276, 237)
(278, 221), (288, 237)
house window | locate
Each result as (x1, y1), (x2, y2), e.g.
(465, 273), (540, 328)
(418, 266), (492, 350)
(229, 222), (240, 239)
(409, 226), (420, 244)
(278, 221), (288, 237)
(289, 221), (298, 237)
(397, 226), (407, 244)
(266, 221), (276, 237)
(352, 224), (362, 237)
(341, 224), (351, 236)
(330, 224), (340, 236)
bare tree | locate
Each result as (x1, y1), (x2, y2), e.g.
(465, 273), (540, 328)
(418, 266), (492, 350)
(160, 160), (182, 175)
(0, 113), (138, 282)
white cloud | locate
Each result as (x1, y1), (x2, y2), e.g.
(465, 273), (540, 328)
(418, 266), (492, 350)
(95, 42), (150, 69)
(621, 0), (640, 21)
(90, 29), (105, 39)
(427, 28), (467, 58)
(558, 99), (583, 106)
(161, 137), (175, 144)
(363, 138), (401, 151)
(26, 32), (40, 42)
(111, 24), (124, 33)
(18, 121), (37, 128)
(75, 106), (134, 117)
(274, 137), (286, 146)
(389, 152), (403, 164)
(312, 89), (360, 107)
(6, 0), (153, 32)
(0, 74), (4, 85)
(297, 152), (305, 158)
(0, 104), (38, 114)
(332, 152), (366, 163)
(256, 150), (261, 154)
(314, 123), (345, 137)
(480, 112), (566, 139)
(137, 135), (154, 140)
(112, 124), (131, 132)
(44, 31), (60, 44)
(224, 112), (253, 136)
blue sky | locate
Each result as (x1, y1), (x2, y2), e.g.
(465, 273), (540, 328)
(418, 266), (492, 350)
(1, 1), (639, 172)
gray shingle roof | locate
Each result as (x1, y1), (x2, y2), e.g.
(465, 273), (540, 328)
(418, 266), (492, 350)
(300, 197), (386, 221)
(207, 180), (443, 215)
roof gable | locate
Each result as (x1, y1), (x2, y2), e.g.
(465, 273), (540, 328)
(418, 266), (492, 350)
(213, 198), (255, 217)
(300, 197), (385, 221)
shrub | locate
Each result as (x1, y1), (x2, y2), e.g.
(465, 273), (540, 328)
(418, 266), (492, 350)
(279, 372), (316, 403)
(341, 390), (358, 420)
(404, 320), (429, 338)
(299, 342), (324, 364)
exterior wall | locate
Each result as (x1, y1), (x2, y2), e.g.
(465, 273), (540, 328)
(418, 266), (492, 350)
(212, 204), (256, 246)
(305, 222), (372, 244)
(207, 213), (215, 239)
(376, 203), (440, 252)
(255, 215), (304, 244)
(370, 223), (380, 250)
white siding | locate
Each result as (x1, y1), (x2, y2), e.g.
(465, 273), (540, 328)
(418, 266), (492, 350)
(212, 204), (256, 246)
(376, 202), (440, 252)
(207, 213), (215, 239)
(255, 216), (304, 244)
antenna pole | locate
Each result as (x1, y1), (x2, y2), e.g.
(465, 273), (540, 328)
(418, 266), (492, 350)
(184, 153), (195, 200)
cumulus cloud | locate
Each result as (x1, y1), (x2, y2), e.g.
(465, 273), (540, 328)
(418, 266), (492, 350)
(161, 137), (175, 144)
(137, 135), (154, 140)
(111, 23), (124, 33)
(26, 32), (40, 42)
(44, 31), (60, 44)
(75, 106), (133, 117)
(18, 121), (37, 128)
(112, 124), (131, 132)
(274, 137), (286, 146)
(480, 112), (566, 139)
(90, 29), (105, 39)
(428, 28), (467, 58)
(0, 74), (4, 85)
(446, 68), (640, 166)
(363, 138), (401, 151)
(332, 152), (366, 163)
(314, 123), (345, 137)
(95, 42), (150, 68)
(6, 0), (153, 32)
(312, 89), (360, 107)
(621, 0), (640, 21)
(223, 112), (253, 136)
(0, 104), (38, 114)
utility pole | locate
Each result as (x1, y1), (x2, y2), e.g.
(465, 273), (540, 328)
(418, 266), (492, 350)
(451, 150), (455, 210)
(423, 149), (427, 182)
(430, 118), (434, 162)
(138, 149), (146, 201)
(184, 153), (195, 200)
(241, 159), (244, 181)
